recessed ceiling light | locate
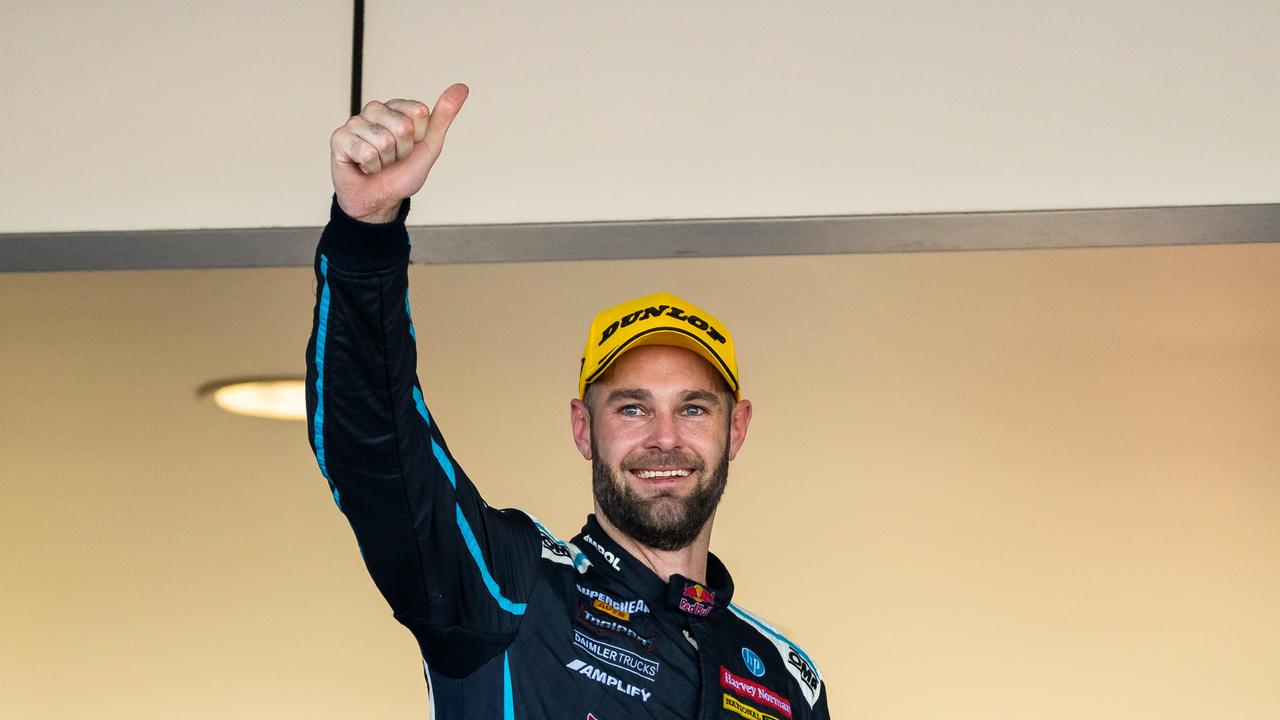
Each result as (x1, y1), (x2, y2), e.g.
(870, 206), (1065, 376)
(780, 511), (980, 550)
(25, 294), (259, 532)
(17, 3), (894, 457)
(199, 378), (307, 421)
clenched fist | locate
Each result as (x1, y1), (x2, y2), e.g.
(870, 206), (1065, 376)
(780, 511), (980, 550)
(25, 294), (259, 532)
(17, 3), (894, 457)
(330, 83), (469, 223)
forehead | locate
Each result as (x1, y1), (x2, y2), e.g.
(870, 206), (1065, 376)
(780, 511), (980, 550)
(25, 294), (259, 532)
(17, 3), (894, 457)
(593, 345), (723, 393)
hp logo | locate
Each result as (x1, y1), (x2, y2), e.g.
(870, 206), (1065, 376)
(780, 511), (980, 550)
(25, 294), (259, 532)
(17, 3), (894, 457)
(742, 647), (766, 677)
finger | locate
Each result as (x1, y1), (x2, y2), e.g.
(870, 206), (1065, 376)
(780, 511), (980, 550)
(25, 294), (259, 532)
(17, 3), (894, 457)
(331, 127), (383, 174)
(345, 117), (398, 168)
(423, 83), (470, 154)
(386, 99), (430, 143)
(360, 100), (416, 162)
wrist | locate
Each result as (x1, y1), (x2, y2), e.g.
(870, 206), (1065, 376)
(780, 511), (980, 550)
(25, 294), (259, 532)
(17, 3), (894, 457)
(318, 195), (413, 272)
(352, 201), (404, 225)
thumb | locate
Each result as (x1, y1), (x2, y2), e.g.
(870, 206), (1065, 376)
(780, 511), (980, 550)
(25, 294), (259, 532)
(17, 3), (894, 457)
(424, 83), (470, 153)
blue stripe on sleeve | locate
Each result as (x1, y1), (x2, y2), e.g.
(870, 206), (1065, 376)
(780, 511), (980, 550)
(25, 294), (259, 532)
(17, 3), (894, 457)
(431, 437), (459, 489)
(405, 290), (416, 341)
(503, 651), (515, 720)
(411, 381), (525, 615)
(454, 505), (528, 615)
(412, 386), (431, 425)
(313, 255), (340, 509)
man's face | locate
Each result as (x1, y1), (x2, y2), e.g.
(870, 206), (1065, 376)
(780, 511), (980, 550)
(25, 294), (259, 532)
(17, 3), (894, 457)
(571, 345), (752, 551)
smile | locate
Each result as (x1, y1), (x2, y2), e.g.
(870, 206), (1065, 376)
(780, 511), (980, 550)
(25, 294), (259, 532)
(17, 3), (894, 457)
(632, 469), (692, 479)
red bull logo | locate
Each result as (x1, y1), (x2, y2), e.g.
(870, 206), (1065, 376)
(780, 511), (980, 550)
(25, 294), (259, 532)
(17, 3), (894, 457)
(678, 582), (717, 616)
(683, 583), (716, 604)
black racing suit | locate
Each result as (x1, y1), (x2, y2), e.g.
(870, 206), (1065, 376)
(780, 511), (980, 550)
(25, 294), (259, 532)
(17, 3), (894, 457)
(305, 199), (831, 720)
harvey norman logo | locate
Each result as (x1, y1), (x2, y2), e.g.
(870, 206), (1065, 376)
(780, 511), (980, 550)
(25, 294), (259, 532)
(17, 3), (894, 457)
(721, 666), (792, 719)
(566, 659), (652, 702)
(575, 630), (659, 681)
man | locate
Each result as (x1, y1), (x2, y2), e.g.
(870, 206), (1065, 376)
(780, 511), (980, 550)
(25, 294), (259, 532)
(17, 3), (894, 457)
(307, 83), (829, 719)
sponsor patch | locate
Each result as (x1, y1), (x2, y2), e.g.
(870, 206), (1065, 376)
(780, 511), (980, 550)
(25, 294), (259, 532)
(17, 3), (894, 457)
(742, 647), (766, 677)
(540, 532), (574, 564)
(684, 583), (715, 604)
(575, 584), (651, 614)
(678, 582), (717, 617)
(577, 606), (656, 653)
(679, 597), (713, 617)
(525, 515), (589, 572)
(594, 598), (630, 621)
(574, 630), (659, 681)
(721, 666), (793, 719)
(787, 650), (820, 697)
(566, 659), (651, 702)
(723, 693), (780, 720)
(581, 533), (622, 571)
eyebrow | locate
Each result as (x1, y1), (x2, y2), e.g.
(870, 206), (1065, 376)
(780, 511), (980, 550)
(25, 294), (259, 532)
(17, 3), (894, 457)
(604, 388), (652, 405)
(680, 390), (724, 407)
(603, 388), (725, 407)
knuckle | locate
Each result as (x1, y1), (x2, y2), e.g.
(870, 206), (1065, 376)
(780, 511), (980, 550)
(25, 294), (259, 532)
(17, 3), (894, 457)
(362, 100), (385, 114)
(355, 143), (379, 164)
(364, 124), (391, 146)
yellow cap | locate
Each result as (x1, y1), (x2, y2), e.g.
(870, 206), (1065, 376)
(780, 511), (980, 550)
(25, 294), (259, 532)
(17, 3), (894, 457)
(579, 292), (740, 399)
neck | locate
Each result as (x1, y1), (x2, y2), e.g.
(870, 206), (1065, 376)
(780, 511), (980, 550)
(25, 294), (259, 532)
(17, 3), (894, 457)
(593, 506), (715, 584)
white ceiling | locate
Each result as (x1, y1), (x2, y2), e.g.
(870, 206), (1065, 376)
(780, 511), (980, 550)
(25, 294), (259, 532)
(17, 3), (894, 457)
(4, 1), (1278, 234)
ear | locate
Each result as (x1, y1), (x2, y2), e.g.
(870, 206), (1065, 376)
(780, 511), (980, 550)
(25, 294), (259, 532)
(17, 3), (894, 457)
(569, 398), (593, 460)
(726, 398), (753, 461)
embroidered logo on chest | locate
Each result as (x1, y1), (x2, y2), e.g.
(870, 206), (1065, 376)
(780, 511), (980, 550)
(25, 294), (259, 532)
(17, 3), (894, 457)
(720, 666), (793, 719)
(575, 604), (656, 653)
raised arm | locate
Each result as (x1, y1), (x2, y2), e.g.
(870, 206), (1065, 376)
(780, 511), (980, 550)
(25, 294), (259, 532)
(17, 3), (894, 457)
(305, 85), (540, 678)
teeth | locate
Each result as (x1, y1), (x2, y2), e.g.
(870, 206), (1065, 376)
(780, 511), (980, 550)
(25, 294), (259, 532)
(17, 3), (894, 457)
(635, 469), (691, 479)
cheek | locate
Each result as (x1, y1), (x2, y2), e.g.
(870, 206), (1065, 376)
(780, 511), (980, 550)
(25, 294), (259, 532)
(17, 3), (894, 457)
(591, 427), (634, 464)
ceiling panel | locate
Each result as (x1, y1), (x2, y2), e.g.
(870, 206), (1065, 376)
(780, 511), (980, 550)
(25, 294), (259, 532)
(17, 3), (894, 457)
(3, 1), (1278, 235)
(2, 1), (349, 233)
(363, 0), (1280, 225)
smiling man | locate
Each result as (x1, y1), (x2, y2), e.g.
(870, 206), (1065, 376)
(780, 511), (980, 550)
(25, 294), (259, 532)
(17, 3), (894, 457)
(306, 84), (830, 720)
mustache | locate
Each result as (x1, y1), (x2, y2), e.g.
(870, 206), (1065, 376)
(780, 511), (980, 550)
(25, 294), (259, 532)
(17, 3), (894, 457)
(620, 451), (705, 471)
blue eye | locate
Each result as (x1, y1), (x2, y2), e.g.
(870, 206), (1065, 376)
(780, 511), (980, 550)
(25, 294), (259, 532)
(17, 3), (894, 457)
(620, 405), (642, 416)
(682, 405), (707, 416)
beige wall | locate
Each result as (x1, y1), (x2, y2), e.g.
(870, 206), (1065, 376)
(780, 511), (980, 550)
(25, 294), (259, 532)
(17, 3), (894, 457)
(2, 243), (1277, 718)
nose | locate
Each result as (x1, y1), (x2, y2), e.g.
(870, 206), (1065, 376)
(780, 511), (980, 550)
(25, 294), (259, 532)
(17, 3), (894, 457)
(644, 411), (681, 451)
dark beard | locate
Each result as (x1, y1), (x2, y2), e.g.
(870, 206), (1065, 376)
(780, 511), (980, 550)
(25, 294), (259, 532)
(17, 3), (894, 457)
(591, 435), (730, 552)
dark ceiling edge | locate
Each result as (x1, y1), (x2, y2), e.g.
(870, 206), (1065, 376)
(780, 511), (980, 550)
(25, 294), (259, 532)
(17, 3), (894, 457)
(1, 203), (1276, 273)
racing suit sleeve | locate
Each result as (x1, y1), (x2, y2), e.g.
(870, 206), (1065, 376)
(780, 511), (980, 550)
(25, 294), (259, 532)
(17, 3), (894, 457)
(305, 197), (540, 678)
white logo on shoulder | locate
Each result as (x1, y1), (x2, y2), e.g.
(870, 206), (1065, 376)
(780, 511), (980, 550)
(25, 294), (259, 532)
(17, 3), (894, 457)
(524, 512), (591, 573)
